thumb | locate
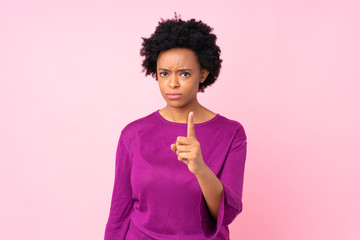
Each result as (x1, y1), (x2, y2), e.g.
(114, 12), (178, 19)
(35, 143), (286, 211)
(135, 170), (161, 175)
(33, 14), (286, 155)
(170, 143), (177, 152)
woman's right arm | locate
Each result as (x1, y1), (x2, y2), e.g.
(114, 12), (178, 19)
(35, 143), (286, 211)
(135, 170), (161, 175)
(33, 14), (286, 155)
(104, 131), (134, 240)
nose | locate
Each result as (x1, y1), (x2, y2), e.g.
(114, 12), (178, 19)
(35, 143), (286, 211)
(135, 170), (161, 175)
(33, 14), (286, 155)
(168, 73), (179, 88)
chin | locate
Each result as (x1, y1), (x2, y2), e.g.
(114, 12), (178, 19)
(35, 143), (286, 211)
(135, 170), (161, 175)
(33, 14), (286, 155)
(166, 101), (184, 107)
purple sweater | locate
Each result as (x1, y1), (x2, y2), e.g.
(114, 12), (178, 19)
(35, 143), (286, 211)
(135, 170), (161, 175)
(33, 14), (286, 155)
(104, 110), (247, 240)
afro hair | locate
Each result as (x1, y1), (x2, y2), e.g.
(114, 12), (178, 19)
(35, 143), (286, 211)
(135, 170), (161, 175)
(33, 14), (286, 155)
(140, 13), (222, 93)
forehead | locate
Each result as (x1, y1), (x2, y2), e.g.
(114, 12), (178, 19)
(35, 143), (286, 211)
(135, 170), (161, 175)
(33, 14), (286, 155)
(157, 48), (200, 69)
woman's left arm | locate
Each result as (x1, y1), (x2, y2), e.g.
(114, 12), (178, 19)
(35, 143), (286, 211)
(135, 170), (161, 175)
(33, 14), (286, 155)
(172, 112), (247, 234)
(198, 124), (247, 238)
(194, 165), (224, 220)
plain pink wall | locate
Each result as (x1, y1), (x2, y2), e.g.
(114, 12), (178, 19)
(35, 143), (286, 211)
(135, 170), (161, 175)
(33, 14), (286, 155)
(1, 0), (359, 239)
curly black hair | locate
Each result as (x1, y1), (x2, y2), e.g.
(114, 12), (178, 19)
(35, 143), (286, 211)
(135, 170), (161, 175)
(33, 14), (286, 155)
(140, 13), (222, 93)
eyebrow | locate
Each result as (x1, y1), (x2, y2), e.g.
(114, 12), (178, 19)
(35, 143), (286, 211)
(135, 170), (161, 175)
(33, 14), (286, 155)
(158, 68), (192, 72)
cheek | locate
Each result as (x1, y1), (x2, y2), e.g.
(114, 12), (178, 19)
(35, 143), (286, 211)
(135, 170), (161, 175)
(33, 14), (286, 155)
(188, 80), (200, 92)
(158, 81), (166, 90)
(159, 82), (169, 97)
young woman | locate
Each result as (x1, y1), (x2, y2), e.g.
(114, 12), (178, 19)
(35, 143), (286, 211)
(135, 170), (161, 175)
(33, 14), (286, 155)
(104, 14), (247, 240)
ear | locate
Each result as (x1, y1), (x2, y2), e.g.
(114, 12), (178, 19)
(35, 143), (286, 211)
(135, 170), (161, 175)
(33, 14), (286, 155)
(200, 68), (210, 83)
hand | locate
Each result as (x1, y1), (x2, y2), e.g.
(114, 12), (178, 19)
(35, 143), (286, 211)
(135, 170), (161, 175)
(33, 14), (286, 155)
(171, 111), (207, 175)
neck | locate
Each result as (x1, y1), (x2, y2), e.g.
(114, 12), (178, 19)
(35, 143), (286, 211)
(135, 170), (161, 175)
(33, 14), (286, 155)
(161, 100), (204, 124)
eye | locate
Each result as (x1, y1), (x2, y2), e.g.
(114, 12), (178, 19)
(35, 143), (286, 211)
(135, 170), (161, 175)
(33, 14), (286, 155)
(180, 72), (191, 77)
(159, 72), (168, 77)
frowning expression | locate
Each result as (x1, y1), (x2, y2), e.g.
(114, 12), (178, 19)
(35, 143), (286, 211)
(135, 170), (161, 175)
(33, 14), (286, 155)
(156, 48), (209, 108)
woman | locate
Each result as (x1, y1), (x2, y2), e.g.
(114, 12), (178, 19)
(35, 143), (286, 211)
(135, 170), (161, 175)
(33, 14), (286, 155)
(104, 14), (247, 240)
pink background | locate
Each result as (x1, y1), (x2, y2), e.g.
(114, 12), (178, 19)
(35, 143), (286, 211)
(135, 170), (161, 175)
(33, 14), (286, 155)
(1, 0), (359, 239)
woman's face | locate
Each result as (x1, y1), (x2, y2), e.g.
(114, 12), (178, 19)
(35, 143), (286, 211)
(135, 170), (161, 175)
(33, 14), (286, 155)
(156, 48), (209, 109)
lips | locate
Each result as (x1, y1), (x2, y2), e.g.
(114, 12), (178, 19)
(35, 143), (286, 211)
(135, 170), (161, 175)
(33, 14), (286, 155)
(166, 93), (182, 100)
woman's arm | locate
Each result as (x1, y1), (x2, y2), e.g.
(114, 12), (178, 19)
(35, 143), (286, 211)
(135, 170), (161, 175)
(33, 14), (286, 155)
(104, 131), (134, 240)
(195, 165), (224, 220)
(172, 112), (247, 238)
(198, 124), (247, 239)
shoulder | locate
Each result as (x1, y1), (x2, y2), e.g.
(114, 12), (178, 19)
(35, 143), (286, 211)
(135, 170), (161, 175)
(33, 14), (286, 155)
(216, 113), (247, 140)
(117, 111), (158, 151)
(120, 110), (158, 138)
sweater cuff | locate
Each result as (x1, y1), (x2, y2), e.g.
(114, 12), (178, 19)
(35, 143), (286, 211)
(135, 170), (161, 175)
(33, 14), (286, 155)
(199, 183), (242, 239)
(104, 217), (131, 240)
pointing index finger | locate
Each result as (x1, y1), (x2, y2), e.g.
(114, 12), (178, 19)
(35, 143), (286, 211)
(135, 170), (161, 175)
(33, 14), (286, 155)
(187, 111), (196, 139)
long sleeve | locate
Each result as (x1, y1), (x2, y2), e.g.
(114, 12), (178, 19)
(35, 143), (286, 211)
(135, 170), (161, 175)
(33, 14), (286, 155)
(104, 131), (135, 240)
(199, 124), (247, 239)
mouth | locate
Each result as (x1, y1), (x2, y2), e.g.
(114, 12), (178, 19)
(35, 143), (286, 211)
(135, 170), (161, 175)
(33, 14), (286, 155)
(166, 93), (182, 100)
